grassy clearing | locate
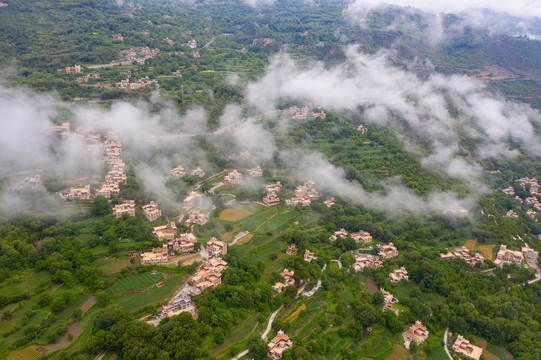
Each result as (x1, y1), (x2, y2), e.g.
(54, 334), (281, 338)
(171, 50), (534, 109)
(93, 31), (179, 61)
(236, 214), (268, 232)
(256, 211), (297, 233)
(387, 344), (407, 360)
(213, 313), (259, 357)
(249, 239), (286, 264)
(285, 304), (307, 322)
(5, 346), (42, 360)
(106, 272), (165, 295)
(1, 271), (52, 297)
(361, 326), (392, 358)
(218, 208), (254, 222)
(486, 343), (514, 360)
(426, 347), (451, 360)
(327, 336), (352, 359)
(99, 259), (134, 275)
(114, 276), (185, 311)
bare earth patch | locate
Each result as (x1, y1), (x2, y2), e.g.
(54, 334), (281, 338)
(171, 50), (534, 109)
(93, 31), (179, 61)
(465, 240), (477, 251)
(478, 245), (497, 260)
(222, 227), (239, 242)
(237, 234), (253, 245)
(218, 208), (254, 222)
(80, 295), (98, 314)
(364, 276), (378, 294)
(44, 323), (83, 353)
(170, 252), (203, 265)
(5, 346), (41, 360)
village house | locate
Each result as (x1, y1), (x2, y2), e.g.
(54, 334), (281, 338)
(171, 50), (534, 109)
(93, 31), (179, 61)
(141, 29), (150, 35)
(172, 70), (182, 77)
(440, 246), (484, 266)
(351, 230), (373, 243)
(273, 269), (295, 293)
(96, 183), (119, 199)
(286, 243), (298, 255)
(191, 258), (228, 291)
(522, 247), (539, 260)
(264, 192), (280, 206)
(352, 254), (383, 271)
(381, 288), (401, 316)
(383, 302), (400, 316)
(185, 211), (208, 226)
(268, 331), (293, 359)
(152, 222), (177, 240)
(247, 166), (263, 177)
(191, 167), (205, 177)
(388, 267), (409, 283)
(187, 39), (197, 48)
(506, 209), (519, 218)
(60, 185), (91, 200)
(141, 245), (168, 265)
(65, 65), (81, 74)
(169, 237), (195, 253)
(304, 249), (317, 263)
(142, 201), (162, 221)
(113, 33), (124, 41)
(170, 165), (186, 177)
(311, 111), (326, 119)
(105, 170), (127, 185)
(323, 197), (336, 207)
(517, 177), (539, 195)
(160, 295), (196, 319)
(502, 187), (515, 195)
(112, 200), (136, 218)
(183, 191), (204, 211)
(50, 122), (71, 135)
(329, 229), (348, 242)
(224, 170), (243, 184)
(266, 182), (282, 193)
(207, 237), (227, 257)
(357, 124), (368, 134)
(404, 321), (429, 345)
(527, 210), (537, 218)
(17, 175), (42, 189)
(240, 151), (250, 160)
(379, 243), (398, 259)
(285, 197), (311, 206)
(164, 37), (174, 45)
(494, 245), (524, 267)
(452, 335), (483, 360)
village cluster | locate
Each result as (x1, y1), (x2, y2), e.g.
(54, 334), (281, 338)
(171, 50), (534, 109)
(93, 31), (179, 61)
(502, 177), (540, 219)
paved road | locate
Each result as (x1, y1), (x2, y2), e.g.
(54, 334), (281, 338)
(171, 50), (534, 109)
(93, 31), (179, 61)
(443, 328), (453, 359)
(229, 305), (283, 360)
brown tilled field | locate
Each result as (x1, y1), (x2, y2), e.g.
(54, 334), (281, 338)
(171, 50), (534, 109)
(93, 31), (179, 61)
(364, 276), (378, 294)
(218, 208), (253, 222)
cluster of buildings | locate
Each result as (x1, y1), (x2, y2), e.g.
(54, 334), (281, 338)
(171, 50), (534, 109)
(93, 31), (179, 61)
(13, 175), (42, 190)
(494, 245), (524, 267)
(160, 295), (197, 321)
(522, 247), (539, 269)
(113, 33), (124, 41)
(268, 331), (293, 359)
(185, 211), (208, 227)
(404, 321), (429, 346)
(323, 197), (336, 207)
(121, 47), (161, 65)
(191, 167), (205, 177)
(142, 201), (162, 221)
(164, 37), (175, 45)
(329, 228), (373, 243)
(239, 151), (250, 160)
(65, 65), (82, 74)
(388, 267), (408, 283)
(97, 134), (126, 199)
(266, 182), (282, 193)
(224, 170), (243, 184)
(285, 106), (326, 120)
(247, 166), (263, 177)
(286, 180), (319, 206)
(187, 40), (197, 48)
(506, 209), (519, 218)
(517, 177), (539, 194)
(381, 288), (400, 316)
(116, 76), (159, 90)
(440, 246), (484, 266)
(76, 73), (101, 83)
(352, 254), (383, 271)
(170, 165), (186, 177)
(272, 269), (295, 293)
(191, 257), (228, 292)
(303, 249), (317, 262)
(452, 335), (483, 360)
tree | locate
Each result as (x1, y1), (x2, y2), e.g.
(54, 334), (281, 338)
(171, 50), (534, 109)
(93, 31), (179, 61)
(248, 335), (268, 360)
(91, 195), (111, 216)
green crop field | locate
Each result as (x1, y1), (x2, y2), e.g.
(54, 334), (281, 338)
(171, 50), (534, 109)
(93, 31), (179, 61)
(114, 277), (185, 311)
(236, 214), (268, 232)
(256, 211), (298, 233)
(106, 272), (165, 295)
(361, 326), (392, 358)
(1, 271), (52, 297)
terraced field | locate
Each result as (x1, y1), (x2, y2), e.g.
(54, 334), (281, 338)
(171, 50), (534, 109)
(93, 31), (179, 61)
(106, 272), (165, 295)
